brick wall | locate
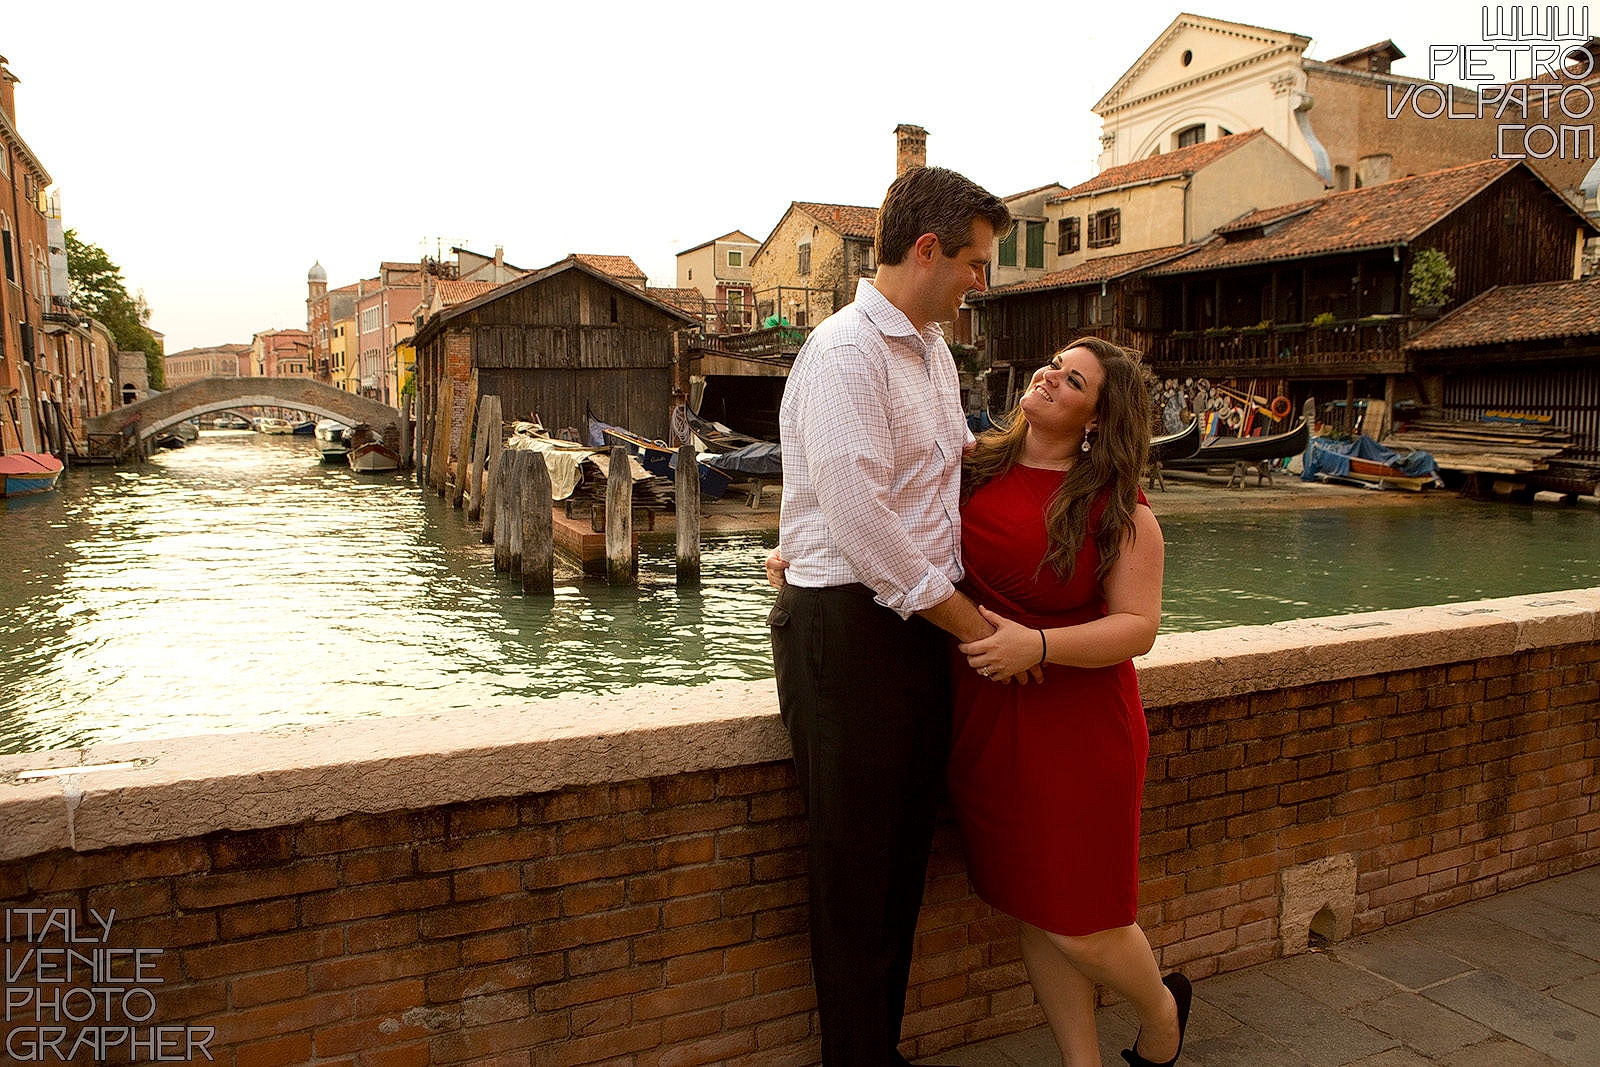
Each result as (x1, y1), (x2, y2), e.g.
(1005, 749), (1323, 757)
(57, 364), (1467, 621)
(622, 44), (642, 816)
(1, 595), (1596, 1065)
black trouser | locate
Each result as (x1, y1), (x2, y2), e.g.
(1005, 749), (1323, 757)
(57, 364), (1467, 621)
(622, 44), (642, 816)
(769, 582), (952, 1066)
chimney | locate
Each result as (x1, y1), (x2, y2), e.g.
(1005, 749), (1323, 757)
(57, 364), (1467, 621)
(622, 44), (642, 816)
(493, 245), (504, 267)
(0, 56), (18, 126)
(895, 124), (928, 177)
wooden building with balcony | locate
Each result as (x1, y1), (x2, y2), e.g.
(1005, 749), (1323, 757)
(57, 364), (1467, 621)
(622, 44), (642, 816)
(975, 158), (1595, 422)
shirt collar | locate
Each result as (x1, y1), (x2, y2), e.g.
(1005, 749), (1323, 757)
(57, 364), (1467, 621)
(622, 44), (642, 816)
(857, 279), (931, 345)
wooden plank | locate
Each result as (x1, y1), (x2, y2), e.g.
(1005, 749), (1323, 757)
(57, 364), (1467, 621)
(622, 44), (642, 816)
(466, 393), (493, 522)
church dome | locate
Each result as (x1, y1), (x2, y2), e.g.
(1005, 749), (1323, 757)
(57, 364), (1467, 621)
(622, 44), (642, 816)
(307, 260), (328, 283)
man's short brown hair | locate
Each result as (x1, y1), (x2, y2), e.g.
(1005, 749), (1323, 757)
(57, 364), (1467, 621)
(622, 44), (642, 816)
(876, 166), (1013, 266)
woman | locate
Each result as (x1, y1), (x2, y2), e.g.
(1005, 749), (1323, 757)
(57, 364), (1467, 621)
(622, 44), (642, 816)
(950, 336), (1187, 1067)
(765, 337), (1189, 1066)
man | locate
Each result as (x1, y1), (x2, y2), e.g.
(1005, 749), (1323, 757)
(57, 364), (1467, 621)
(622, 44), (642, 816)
(768, 165), (1013, 1065)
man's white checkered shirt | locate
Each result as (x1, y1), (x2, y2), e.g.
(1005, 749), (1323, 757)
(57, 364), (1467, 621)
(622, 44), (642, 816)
(777, 279), (973, 618)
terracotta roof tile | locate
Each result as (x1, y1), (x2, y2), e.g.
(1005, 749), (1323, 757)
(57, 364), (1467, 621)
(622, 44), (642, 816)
(435, 280), (503, 308)
(572, 253), (646, 279)
(976, 245), (1198, 299)
(646, 287), (711, 314)
(1147, 159), (1519, 275)
(793, 202), (879, 239)
(1051, 130), (1269, 200)
(1406, 276), (1600, 350)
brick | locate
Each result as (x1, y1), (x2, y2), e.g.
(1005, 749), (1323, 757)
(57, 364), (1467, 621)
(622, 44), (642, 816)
(636, 973), (753, 1020)
(184, 926), (344, 979)
(174, 858), (339, 910)
(437, 1015), (576, 1065)
(231, 965), (309, 1008)
(531, 905), (661, 953)
(633, 916), (754, 962)
(220, 898), (299, 939)
(340, 848), (417, 885)
(310, 942), (459, 991)
(418, 827), (555, 872)
(303, 878), (451, 925)
(235, 1031), (315, 1067)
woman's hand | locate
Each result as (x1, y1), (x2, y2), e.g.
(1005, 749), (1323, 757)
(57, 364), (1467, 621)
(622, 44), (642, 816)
(765, 548), (788, 589)
(958, 605), (1045, 683)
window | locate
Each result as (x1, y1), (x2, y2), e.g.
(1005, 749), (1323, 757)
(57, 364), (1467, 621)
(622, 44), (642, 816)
(1176, 124), (1205, 148)
(1025, 221), (1045, 269)
(727, 250), (742, 268)
(858, 241), (875, 272)
(998, 226), (1017, 267)
(1, 224), (12, 283)
(360, 306), (381, 331)
(798, 242), (811, 275)
(727, 289), (745, 327)
(1087, 209), (1121, 249)
(1059, 217), (1081, 255)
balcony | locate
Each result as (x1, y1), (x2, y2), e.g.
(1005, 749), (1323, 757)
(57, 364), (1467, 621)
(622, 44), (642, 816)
(686, 322), (811, 359)
(1143, 316), (1411, 377)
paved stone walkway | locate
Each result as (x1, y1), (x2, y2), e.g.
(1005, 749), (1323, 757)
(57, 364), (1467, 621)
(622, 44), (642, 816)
(926, 865), (1600, 1067)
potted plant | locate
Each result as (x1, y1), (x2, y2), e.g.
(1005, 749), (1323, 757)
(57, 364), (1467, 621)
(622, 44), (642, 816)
(1408, 248), (1455, 317)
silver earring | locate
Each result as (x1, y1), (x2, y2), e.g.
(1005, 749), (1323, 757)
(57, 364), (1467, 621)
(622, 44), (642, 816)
(1081, 431), (1092, 454)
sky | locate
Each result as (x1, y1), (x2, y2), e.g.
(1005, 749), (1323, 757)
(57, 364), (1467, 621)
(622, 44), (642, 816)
(7, 0), (1497, 353)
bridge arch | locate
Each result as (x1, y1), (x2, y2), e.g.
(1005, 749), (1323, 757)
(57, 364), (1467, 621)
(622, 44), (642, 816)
(87, 378), (408, 463)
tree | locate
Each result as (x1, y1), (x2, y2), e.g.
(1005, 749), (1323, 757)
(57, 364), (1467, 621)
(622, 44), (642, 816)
(64, 229), (165, 389)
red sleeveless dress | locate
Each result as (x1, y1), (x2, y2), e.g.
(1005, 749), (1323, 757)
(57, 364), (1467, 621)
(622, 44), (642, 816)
(948, 465), (1150, 936)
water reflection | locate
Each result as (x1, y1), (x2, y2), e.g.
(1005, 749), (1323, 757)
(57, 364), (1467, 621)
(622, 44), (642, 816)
(2, 431), (1597, 754)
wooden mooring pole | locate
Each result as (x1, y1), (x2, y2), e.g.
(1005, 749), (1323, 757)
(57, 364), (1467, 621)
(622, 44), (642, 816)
(675, 444), (700, 586)
(605, 446), (635, 585)
(466, 394), (497, 523)
(491, 449), (516, 573)
(504, 450), (527, 577)
(480, 397), (504, 545)
(520, 451), (555, 594)
(449, 370), (478, 509)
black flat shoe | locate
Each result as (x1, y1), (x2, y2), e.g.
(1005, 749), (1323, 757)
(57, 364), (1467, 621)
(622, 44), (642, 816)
(1120, 972), (1192, 1067)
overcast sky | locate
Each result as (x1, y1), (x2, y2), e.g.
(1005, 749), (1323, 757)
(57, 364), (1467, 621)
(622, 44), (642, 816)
(9, 1), (1496, 352)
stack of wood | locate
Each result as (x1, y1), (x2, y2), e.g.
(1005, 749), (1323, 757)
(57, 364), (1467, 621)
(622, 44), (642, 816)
(1385, 417), (1574, 476)
(573, 453), (673, 513)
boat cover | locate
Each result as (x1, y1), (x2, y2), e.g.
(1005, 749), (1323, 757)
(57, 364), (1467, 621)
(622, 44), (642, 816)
(705, 441), (782, 477)
(1302, 435), (1440, 482)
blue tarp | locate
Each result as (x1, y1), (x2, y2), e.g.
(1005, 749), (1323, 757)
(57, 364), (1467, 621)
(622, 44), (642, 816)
(1302, 435), (1440, 482)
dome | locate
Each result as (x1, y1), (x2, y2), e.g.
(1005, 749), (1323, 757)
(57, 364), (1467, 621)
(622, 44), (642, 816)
(307, 260), (327, 283)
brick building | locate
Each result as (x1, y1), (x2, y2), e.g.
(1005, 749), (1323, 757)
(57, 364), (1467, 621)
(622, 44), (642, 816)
(0, 55), (56, 454)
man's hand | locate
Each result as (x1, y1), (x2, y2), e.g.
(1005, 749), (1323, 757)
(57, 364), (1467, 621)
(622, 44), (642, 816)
(765, 548), (788, 589)
(959, 605), (1046, 684)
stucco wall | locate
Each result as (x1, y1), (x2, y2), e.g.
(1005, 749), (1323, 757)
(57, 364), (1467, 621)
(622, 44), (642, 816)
(2, 590), (1596, 1064)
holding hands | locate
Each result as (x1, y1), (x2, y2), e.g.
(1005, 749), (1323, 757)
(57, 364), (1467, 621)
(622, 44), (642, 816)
(960, 605), (1046, 684)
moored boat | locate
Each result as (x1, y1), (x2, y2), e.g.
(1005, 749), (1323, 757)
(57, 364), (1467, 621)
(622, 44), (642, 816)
(346, 424), (400, 472)
(1150, 419), (1201, 463)
(0, 452), (64, 498)
(1165, 418), (1312, 468)
(258, 417), (294, 435)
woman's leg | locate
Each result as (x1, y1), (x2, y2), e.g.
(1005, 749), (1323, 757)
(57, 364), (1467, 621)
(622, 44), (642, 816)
(1019, 922), (1102, 1066)
(1043, 923), (1180, 1062)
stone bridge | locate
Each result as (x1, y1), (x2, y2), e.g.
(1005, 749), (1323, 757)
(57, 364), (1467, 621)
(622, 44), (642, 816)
(88, 377), (408, 462)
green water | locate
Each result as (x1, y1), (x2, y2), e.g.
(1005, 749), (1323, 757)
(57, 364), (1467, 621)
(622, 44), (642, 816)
(2, 431), (1596, 754)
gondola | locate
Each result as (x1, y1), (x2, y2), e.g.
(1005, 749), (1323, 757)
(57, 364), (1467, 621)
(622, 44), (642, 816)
(1149, 419), (1201, 463)
(1164, 418), (1311, 468)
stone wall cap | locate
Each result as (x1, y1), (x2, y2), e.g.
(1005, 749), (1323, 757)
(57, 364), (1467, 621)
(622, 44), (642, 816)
(2, 590), (1596, 863)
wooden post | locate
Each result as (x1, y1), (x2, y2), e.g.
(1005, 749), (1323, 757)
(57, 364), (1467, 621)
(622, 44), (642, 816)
(675, 444), (700, 586)
(466, 393), (494, 521)
(506, 449), (530, 576)
(430, 389), (452, 497)
(605, 445), (635, 585)
(450, 370), (478, 508)
(480, 396), (504, 544)
(491, 449), (514, 573)
(521, 451), (555, 595)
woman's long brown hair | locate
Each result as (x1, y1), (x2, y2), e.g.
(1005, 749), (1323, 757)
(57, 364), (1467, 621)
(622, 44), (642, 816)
(962, 337), (1152, 582)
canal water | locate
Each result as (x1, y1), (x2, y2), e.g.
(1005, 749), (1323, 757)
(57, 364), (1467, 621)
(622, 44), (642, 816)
(2, 431), (1597, 755)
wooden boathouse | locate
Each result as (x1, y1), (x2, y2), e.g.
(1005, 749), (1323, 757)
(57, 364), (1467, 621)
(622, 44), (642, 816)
(411, 256), (698, 476)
